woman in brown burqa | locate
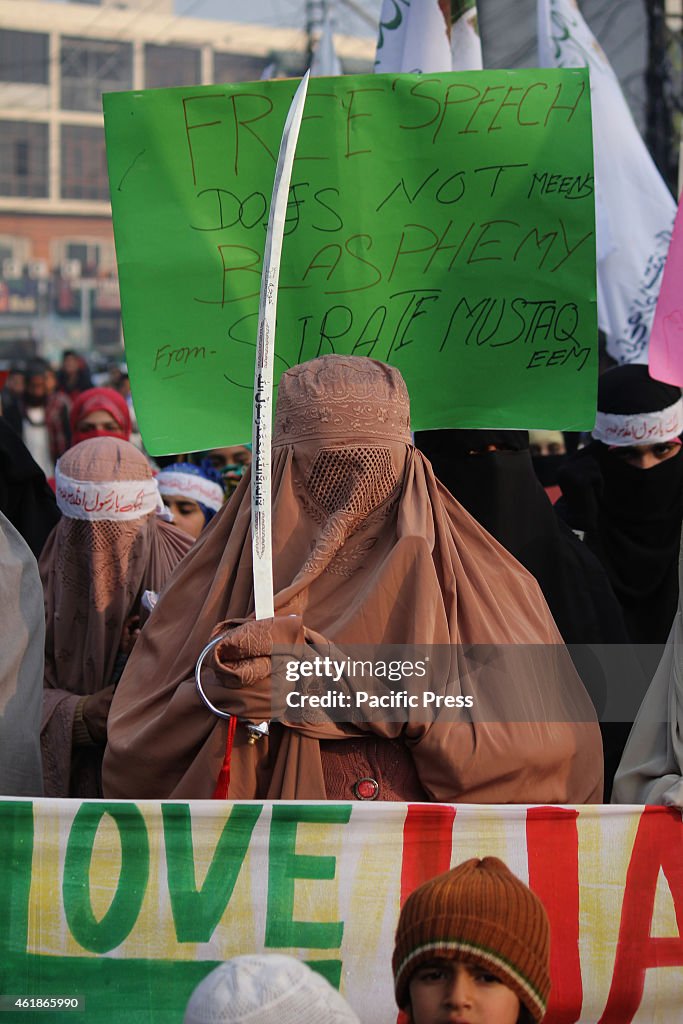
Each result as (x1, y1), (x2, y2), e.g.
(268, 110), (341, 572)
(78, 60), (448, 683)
(103, 356), (602, 803)
(40, 436), (193, 797)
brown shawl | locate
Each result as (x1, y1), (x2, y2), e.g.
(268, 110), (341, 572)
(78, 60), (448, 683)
(40, 437), (193, 796)
(103, 356), (602, 803)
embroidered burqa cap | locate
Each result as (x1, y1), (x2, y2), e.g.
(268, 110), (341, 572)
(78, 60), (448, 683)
(183, 955), (360, 1024)
(103, 356), (602, 803)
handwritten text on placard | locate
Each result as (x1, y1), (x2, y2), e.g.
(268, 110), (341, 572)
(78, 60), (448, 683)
(104, 70), (596, 454)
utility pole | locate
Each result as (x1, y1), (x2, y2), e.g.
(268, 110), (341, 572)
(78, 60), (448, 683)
(305, 0), (327, 67)
(646, 0), (680, 193)
(662, 0), (683, 195)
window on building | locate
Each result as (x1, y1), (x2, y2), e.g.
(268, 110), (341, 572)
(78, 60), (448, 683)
(15, 141), (29, 177)
(213, 52), (270, 83)
(145, 44), (201, 88)
(0, 236), (30, 266)
(61, 125), (110, 201)
(0, 30), (49, 85)
(63, 241), (102, 276)
(0, 121), (49, 197)
(61, 37), (133, 112)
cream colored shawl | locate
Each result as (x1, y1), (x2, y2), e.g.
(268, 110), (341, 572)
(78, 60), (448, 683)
(613, 537), (683, 806)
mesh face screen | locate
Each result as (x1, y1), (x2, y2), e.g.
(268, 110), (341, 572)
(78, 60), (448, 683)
(306, 446), (397, 518)
(56, 518), (142, 607)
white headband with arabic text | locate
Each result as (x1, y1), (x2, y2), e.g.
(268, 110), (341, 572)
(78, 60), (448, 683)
(55, 469), (165, 521)
(593, 398), (683, 446)
(156, 470), (224, 512)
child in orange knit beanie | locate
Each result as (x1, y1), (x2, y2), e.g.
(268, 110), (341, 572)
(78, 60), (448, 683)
(392, 857), (551, 1024)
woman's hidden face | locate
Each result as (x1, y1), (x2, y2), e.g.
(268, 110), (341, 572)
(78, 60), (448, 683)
(63, 353), (81, 375)
(76, 409), (124, 437)
(609, 440), (681, 470)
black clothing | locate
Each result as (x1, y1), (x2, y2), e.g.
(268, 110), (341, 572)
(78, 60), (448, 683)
(0, 418), (60, 558)
(415, 430), (629, 646)
(557, 442), (683, 645)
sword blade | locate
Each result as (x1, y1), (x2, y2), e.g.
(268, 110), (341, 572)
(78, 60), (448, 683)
(251, 71), (310, 621)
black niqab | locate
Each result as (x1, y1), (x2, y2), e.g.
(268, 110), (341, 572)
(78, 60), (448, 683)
(415, 429), (628, 646)
(559, 443), (683, 645)
(557, 365), (683, 645)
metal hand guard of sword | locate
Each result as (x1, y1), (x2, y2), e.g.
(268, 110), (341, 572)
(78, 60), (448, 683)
(194, 72), (310, 740)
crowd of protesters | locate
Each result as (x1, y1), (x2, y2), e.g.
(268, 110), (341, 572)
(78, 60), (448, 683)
(1, 345), (682, 810)
(1, 344), (683, 1023)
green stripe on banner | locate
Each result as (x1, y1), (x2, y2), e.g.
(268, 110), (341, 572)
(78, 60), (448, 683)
(0, 803), (34, 954)
(2, 952), (218, 1022)
(1, 953), (342, 1022)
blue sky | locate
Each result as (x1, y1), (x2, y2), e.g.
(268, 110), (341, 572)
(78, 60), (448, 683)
(181, 1), (381, 37)
(41, 0), (382, 37)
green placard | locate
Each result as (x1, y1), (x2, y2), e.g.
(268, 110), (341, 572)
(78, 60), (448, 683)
(104, 70), (596, 455)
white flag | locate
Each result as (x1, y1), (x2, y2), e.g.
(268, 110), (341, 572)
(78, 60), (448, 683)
(310, 11), (342, 77)
(538, 0), (675, 364)
(450, 0), (482, 71)
(375, 0), (482, 74)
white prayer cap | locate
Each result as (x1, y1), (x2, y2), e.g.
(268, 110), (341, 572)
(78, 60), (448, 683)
(183, 954), (360, 1024)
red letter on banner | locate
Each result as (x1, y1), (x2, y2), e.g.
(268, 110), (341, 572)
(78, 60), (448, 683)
(397, 804), (456, 1024)
(400, 803), (456, 905)
(527, 806), (582, 1024)
(598, 807), (683, 1023)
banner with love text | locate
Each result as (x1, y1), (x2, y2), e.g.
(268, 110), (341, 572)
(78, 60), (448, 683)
(1, 801), (682, 1022)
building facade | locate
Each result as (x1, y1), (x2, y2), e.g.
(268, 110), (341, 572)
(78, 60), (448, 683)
(0, 0), (373, 361)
